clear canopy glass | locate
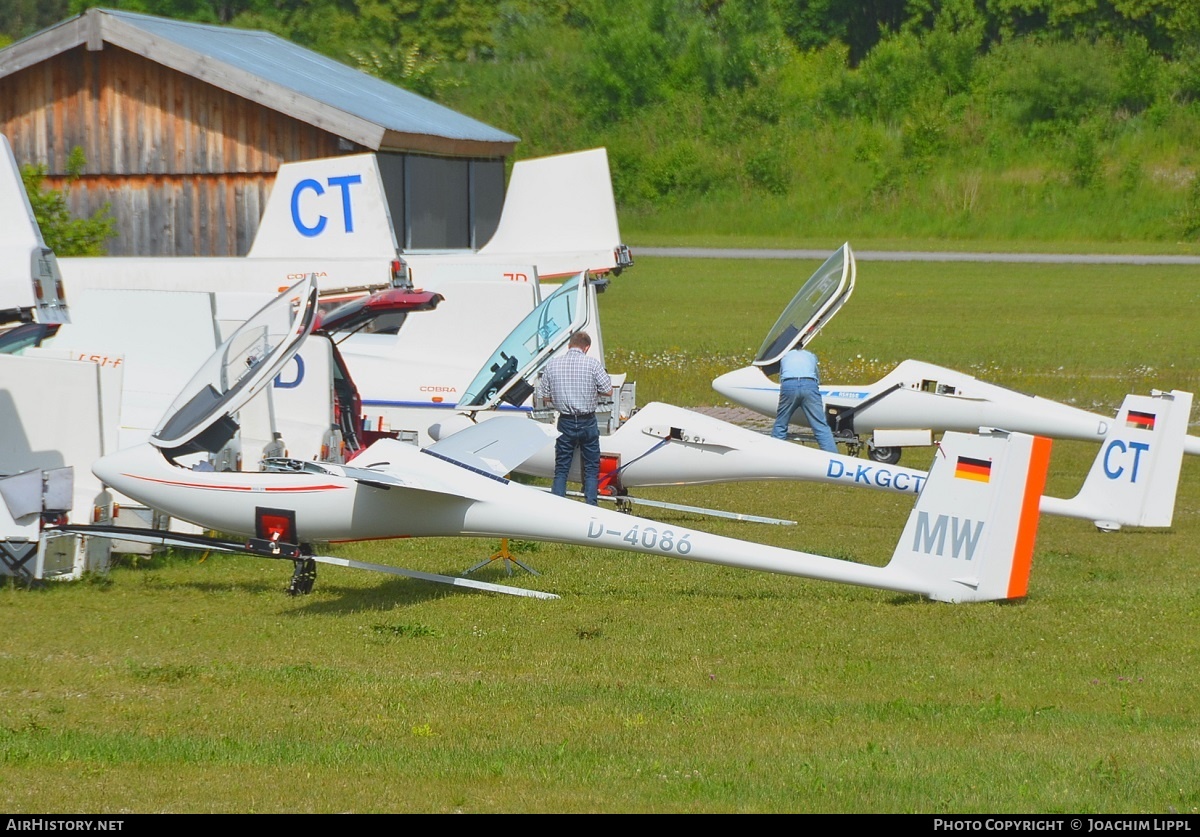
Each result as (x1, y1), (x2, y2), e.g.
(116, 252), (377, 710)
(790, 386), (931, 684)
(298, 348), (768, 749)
(753, 243), (856, 366)
(456, 272), (588, 410)
(152, 276), (318, 450)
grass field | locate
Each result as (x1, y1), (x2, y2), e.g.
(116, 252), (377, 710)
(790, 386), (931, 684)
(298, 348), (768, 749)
(2, 255), (1198, 813)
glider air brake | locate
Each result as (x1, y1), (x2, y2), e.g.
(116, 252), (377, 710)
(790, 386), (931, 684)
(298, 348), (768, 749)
(76, 276), (1054, 603)
(438, 251), (1191, 533)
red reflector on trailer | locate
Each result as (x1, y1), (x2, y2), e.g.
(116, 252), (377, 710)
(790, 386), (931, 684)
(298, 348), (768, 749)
(255, 507), (297, 544)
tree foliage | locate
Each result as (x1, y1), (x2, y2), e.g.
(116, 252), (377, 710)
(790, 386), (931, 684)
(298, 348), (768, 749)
(3, 1), (1198, 236)
(0, 0), (70, 41)
(20, 149), (115, 256)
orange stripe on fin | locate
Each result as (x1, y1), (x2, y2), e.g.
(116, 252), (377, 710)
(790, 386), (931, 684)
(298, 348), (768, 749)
(1008, 435), (1052, 599)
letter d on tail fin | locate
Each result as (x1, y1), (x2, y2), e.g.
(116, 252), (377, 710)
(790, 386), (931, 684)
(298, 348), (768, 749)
(1039, 390), (1191, 530)
(886, 430), (1051, 603)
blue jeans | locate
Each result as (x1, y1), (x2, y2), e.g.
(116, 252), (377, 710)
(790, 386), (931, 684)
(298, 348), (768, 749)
(772, 378), (838, 453)
(553, 414), (601, 504)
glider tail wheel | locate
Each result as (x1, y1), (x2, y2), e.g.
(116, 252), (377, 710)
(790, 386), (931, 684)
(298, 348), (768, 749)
(868, 445), (902, 465)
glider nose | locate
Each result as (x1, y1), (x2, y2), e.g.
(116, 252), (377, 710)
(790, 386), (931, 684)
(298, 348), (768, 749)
(712, 365), (765, 401)
(91, 444), (160, 501)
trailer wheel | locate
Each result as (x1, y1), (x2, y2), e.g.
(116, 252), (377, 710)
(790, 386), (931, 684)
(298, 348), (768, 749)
(287, 557), (317, 596)
(868, 446), (901, 465)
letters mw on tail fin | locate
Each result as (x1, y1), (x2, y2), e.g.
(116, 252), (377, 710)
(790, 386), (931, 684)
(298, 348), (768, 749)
(885, 429), (1052, 603)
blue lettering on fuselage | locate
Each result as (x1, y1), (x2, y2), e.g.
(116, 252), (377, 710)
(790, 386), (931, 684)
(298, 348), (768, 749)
(1103, 439), (1150, 482)
(822, 390), (869, 400)
(826, 459), (924, 494)
(290, 174), (364, 238)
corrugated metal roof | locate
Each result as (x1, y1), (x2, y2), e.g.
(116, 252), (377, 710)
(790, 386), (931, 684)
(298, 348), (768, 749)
(103, 9), (518, 146)
(0, 8), (517, 151)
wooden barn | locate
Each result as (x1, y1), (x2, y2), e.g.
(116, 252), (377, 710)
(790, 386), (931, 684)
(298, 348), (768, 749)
(0, 7), (519, 256)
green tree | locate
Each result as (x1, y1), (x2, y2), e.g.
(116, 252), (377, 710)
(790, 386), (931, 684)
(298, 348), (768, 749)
(773, 0), (909, 64)
(0, 0), (70, 40)
(975, 36), (1121, 129)
(20, 148), (115, 256)
(983, 0), (1178, 56)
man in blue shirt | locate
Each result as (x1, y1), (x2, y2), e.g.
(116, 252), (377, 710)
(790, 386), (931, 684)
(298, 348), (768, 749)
(537, 332), (613, 504)
(772, 347), (838, 453)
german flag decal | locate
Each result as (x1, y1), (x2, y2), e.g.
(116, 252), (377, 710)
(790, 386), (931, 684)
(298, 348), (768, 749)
(955, 456), (992, 483)
(1126, 410), (1156, 430)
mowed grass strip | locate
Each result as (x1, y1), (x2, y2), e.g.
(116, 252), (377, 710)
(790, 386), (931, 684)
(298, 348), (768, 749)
(1, 258), (1198, 813)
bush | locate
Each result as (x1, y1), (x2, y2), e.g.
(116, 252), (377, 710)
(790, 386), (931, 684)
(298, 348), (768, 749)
(1178, 172), (1200, 239)
(1167, 45), (1200, 103)
(20, 148), (115, 256)
(854, 30), (936, 122)
(976, 37), (1120, 130)
(775, 42), (852, 125)
(1066, 123), (1103, 188)
(744, 144), (790, 195)
(848, 11), (984, 124)
(1116, 34), (1165, 113)
(900, 101), (951, 174)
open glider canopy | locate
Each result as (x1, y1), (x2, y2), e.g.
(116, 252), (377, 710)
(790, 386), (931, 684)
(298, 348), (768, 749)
(456, 271), (590, 411)
(151, 275), (318, 454)
(753, 243), (856, 367)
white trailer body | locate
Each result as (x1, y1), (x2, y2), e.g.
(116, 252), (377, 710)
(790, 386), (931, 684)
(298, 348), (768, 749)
(0, 353), (110, 579)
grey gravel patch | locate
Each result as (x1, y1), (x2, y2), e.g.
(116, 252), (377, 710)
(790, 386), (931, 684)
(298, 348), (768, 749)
(688, 404), (774, 431)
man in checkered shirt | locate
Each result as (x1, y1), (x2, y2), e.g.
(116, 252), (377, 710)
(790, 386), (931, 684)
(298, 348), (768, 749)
(537, 331), (613, 504)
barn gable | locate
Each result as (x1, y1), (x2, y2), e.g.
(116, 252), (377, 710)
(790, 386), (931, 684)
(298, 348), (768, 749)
(0, 8), (519, 256)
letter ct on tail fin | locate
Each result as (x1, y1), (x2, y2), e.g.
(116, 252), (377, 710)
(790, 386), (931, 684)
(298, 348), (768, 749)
(1038, 389), (1192, 531)
(886, 429), (1052, 603)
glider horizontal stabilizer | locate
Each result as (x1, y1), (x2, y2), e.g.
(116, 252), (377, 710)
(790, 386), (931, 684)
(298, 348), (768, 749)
(424, 415), (556, 478)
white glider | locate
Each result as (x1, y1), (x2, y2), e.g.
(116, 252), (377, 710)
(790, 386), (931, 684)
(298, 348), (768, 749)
(711, 247), (1200, 465)
(439, 254), (1191, 533)
(77, 276), (1057, 604)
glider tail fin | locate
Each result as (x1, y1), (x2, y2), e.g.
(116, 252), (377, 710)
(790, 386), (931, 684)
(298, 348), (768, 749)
(247, 153), (399, 260)
(887, 429), (1052, 603)
(1040, 389), (1191, 530)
